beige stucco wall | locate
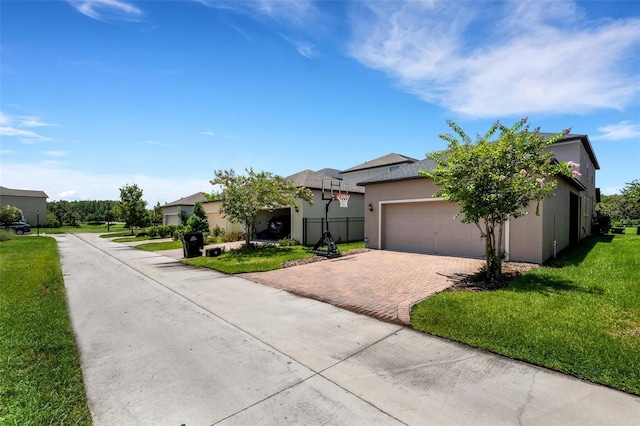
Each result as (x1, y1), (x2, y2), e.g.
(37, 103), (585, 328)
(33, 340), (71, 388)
(0, 195), (47, 226)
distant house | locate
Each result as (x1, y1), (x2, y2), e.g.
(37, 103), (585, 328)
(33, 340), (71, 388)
(161, 192), (207, 225)
(340, 153), (418, 185)
(0, 186), (48, 226)
(359, 134), (600, 264)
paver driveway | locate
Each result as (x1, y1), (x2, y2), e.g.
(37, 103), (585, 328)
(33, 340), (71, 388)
(243, 250), (485, 324)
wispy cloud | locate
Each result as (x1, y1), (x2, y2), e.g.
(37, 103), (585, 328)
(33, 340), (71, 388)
(0, 111), (54, 142)
(68, 0), (143, 22)
(144, 140), (167, 146)
(44, 151), (67, 157)
(280, 34), (316, 59)
(595, 121), (640, 141)
(20, 116), (58, 128)
(199, 131), (215, 137)
(348, 1), (640, 118)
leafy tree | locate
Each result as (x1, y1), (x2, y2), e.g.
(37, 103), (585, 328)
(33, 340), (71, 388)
(620, 179), (640, 224)
(149, 202), (163, 225)
(209, 168), (313, 247)
(421, 119), (573, 284)
(116, 183), (148, 235)
(0, 205), (23, 223)
(187, 201), (209, 233)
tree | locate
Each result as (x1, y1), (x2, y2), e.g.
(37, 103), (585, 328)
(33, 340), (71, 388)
(187, 201), (209, 233)
(0, 205), (23, 223)
(620, 179), (640, 224)
(421, 119), (573, 284)
(149, 202), (163, 226)
(209, 168), (313, 247)
(116, 183), (148, 235)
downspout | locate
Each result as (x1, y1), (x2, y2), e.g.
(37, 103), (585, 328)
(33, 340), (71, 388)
(504, 217), (510, 261)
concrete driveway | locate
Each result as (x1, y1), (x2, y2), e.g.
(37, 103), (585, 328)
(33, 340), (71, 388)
(243, 250), (485, 324)
(56, 233), (640, 425)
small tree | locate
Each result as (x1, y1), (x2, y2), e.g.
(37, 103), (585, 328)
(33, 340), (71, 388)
(209, 168), (313, 247)
(0, 205), (23, 223)
(421, 118), (573, 284)
(187, 201), (209, 233)
(116, 183), (148, 235)
(149, 202), (163, 225)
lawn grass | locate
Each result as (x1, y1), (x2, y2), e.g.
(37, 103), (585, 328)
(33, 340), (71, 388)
(412, 231), (640, 395)
(136, 240), (183, 251)
(184, 242), (365, 274)
(0, 237), (91, 424)
(40, 222), (130, 234)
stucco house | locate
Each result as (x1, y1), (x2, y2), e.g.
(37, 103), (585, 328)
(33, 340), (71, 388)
(161, 192), (207, 225)
(359, 134), (600, 264)
(0, 186), (48, 226)
(340, 153), (417, 184)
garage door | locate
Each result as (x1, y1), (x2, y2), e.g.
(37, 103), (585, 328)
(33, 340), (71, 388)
(383, 201), (485, 258)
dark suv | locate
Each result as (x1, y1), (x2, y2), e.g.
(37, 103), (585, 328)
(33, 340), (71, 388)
(2, 221), (31, 235)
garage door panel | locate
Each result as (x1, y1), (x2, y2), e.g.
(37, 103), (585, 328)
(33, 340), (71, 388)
(383, 201), (485, 258)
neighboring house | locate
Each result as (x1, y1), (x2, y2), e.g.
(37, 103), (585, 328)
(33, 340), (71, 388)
(340, 153), (418, 185)
(287, 169), (365, 244)
(359, 134), (600, 264)
(161, 192), (207, 225)
(0, 186), (48, 226)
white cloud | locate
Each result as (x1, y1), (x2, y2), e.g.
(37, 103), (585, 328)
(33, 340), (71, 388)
(44, 151), (67, 157)
(199, 131), (215, 137)
(280, 34), (317, 59)
(20, 116), (58, 128)
(58, 190), (77, 198)
(595, 121), (640, 141)
(68, 0), (143, 22)
(0, 111), (11, 126)
(349, 1), (640, 118)
(144, 140), (166, 146)
(0, 126), (52, 141)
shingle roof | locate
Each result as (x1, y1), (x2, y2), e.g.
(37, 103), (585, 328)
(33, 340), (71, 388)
(162, 192), (207, 207)
(357, 158), (436, 185)
(341, 153), (418, 173)
(287, 169), (364, 194)
(0, 186), (48, 198)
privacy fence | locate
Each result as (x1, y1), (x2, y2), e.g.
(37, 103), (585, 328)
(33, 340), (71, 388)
(302, 217), (364, 245)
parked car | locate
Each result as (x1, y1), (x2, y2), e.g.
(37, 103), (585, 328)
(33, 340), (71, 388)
(2, 221), (31, 235)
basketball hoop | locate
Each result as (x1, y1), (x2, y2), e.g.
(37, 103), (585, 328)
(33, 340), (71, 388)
(336, 193), (350, 208)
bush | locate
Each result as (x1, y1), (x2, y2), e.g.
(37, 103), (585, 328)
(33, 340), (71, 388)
(44, 218), (61, 228)
(146, 226), (159, 238)
(221, 231), (244, 242)
(277, 238), (298, 246)
(0, 229), (15, 241)
(211, 225), (225, 238)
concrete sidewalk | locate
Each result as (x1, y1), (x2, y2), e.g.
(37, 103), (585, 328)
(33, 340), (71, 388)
(57, 233), (640, 425)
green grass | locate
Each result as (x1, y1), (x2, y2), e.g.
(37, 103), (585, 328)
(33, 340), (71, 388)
(136, 240), (183, 251)
(412, 231), (640, 395)
(0, 237), (91, 424)
(42, 222), (130, 234)
(184, 242), (365, 274)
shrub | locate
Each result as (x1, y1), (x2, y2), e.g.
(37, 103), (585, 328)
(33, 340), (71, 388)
(0, 229), (15, 241)
(211, 225), (225, 238)
(221, 231), (244, 242)
(44, 218), (61, 228)
(277, 238), (298, 246)
(146, 226), (160, 238)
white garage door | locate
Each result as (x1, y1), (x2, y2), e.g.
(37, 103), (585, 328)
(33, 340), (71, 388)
(383, 201), (485, 258)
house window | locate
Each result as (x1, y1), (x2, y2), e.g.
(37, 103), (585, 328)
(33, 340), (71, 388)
(388, 165), (400, 172)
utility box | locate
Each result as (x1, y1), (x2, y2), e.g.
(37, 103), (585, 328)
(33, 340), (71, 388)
(181, 232), (203, 258)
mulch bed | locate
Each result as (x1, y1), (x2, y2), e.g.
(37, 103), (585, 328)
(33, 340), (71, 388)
(282, 248), (371, 268)
(448, 262), (540, 291)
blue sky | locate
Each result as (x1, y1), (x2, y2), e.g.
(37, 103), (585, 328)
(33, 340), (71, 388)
(1, 0), (639, 207)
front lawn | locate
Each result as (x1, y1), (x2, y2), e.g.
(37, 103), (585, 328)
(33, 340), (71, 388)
(412, 231), (640, 395)
(184, 242), (365, 274)
(0, 237), (91, 423)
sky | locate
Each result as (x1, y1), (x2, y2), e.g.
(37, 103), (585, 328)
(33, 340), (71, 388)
(1, 0), (639, 207)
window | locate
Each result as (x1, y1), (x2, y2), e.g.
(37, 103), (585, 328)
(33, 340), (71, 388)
(388, 165), (400, 172)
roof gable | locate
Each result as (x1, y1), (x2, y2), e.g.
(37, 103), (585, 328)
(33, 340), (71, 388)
(287, 169), (364, 193)
(0, 186), (48, 198)
(341, 153), (418, 173)
(162, 192), (207, 207)
(358, 159), (436, 185)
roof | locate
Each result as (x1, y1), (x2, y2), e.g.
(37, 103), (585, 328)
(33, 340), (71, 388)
(162, 192), (207, 207)
(341, 153), (418, 174)
(287, 169), (364, 194)
(0, 186), (48, 198)
(358, 159), (436, 185)
(539, 133), (600, 170)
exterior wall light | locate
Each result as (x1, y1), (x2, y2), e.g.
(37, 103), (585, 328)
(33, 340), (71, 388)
(368, 203), (373, 212)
